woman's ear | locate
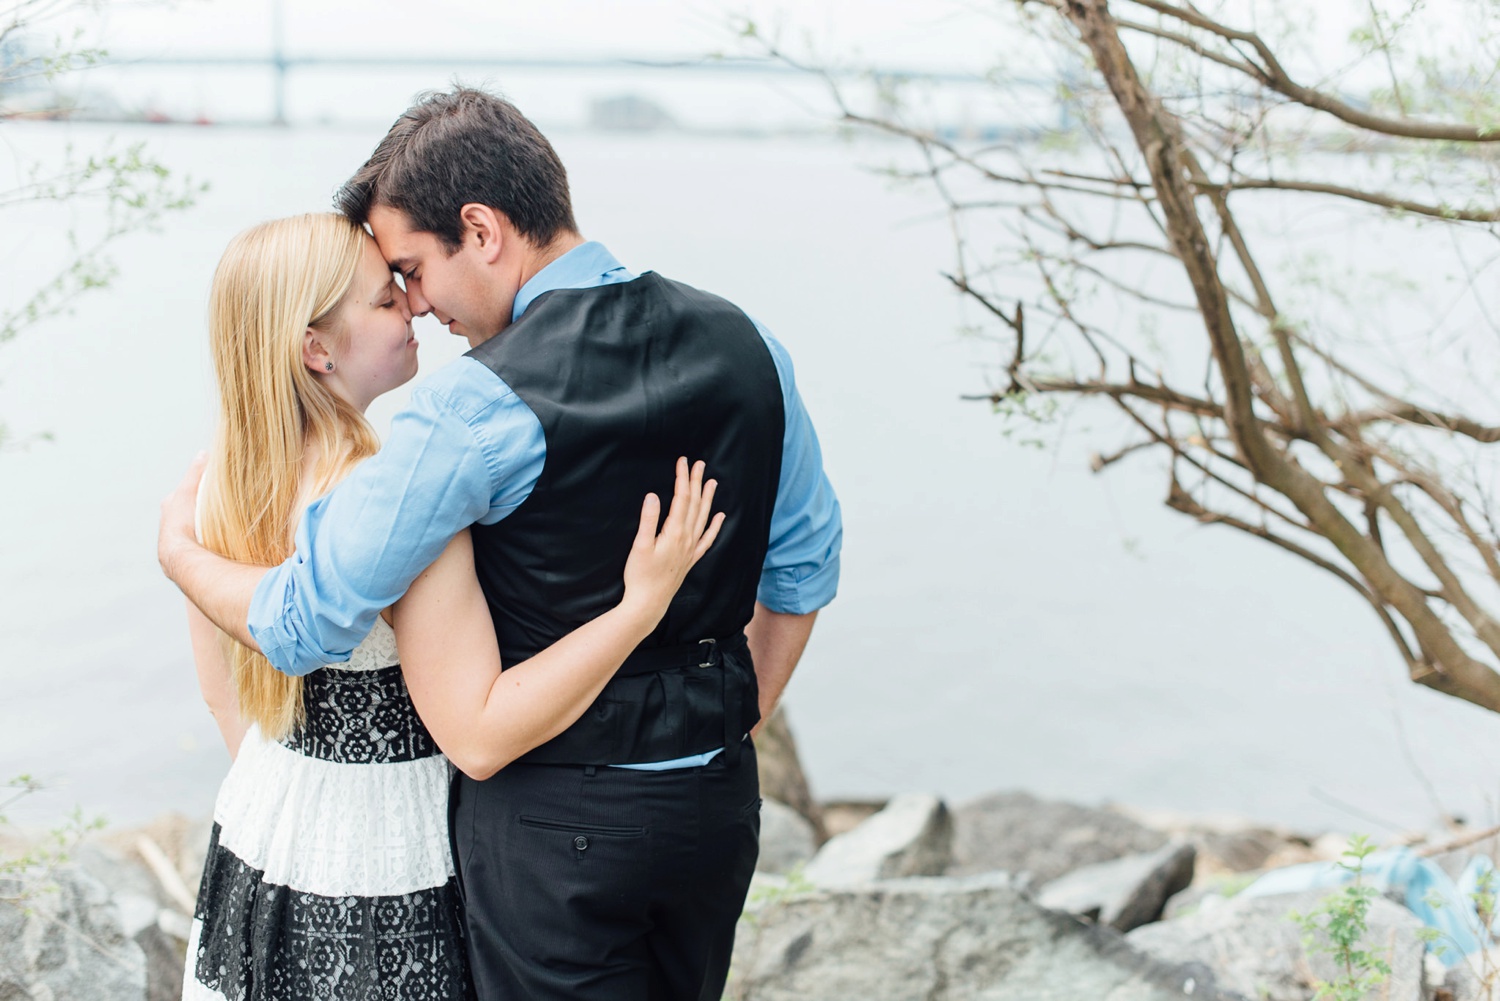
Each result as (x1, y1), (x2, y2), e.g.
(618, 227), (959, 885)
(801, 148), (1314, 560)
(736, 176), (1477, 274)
(302, 327), (333, 375)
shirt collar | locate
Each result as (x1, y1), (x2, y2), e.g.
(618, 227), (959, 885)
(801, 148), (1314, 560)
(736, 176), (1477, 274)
(512, 241), (631, 322)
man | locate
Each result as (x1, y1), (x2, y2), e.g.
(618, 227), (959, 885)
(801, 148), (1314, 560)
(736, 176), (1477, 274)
(158, 87), (841, 1000)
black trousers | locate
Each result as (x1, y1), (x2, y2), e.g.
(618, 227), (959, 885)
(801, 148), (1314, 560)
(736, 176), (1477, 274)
(451, 743), (760, 1001)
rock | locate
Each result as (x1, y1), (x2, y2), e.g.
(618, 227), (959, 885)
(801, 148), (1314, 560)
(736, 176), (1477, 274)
(1191, 827), (1297, 876)
(1161, 873), (1259, 921)
(72, 843), (187, 1000)
(727, 872), (1245, 1001)
(1126, 889), (1427, 1001)
(820, 800), (886, 838)
(1038, 842), (1197, 932)
(135, 922), (185, 1001)
(757, 799), (817, 875)
(1433, 944), (1500, 1001)
(802, 794), (952, 886)
(950, 791), (1168, 883)
(754, 708), (826, 842)
(0, 865), (148, 1001)
(98, 812), (214, 907)
(1110, 806), (1314, 879)
(72, 844), (160, 907)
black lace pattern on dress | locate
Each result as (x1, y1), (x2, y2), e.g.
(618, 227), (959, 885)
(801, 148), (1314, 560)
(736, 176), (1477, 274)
(192, 824), (474, 1001)
(283, 664), (439, 764)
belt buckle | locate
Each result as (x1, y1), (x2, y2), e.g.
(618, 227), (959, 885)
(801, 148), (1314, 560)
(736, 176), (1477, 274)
(697, 637), (718, 668)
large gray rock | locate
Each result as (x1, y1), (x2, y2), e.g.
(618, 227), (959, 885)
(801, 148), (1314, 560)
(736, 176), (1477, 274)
(1161, 876), (1255, 921)
(727, 872), (1244, 1000)
(951, 791), (1168, 883)
(0, 865), (148, 1001)
(1038, 842), (1197, 932)
(1188, 826), (1297, 876)
(97, 813), (213, 914)
(1111, 807), (1317, 878)
(134, 920), (186, 1001)
(73, 843), (187, 1001)
(803, 794), (952, 886)
(1436, 946), (1500, 1001)
(1126, 889), (1427, 1001)
(757, 799), (818, 875)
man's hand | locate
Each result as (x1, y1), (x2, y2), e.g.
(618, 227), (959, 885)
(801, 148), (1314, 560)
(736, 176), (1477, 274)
(157, 451), (266, 651)
(159, 452), (208, 584)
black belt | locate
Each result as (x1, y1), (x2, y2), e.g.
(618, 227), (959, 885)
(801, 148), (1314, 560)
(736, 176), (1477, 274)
(616, 633), (745, 677)
(615, 633), (748, 767)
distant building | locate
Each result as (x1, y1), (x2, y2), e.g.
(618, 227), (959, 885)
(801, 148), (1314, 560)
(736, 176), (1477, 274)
(588, 94), (677, 132)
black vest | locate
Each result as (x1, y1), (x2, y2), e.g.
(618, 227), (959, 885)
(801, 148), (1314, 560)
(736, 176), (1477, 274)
(466, 272), (785, 765)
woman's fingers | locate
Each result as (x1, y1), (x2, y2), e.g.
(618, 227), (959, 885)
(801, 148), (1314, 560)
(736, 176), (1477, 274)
(672, 456), (690, 524)
(660, 458), (707, 541)
(692, 512), (727, 564)
(659, 457), (690, 538)
(651, 458), (723, 565)
(685, 460), (705, 536)
(634, 492), (662, 552)
(693, 479), (718, 540)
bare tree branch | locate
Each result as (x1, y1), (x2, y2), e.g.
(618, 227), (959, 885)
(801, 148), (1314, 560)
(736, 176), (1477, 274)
(771, 0), (1500, 716)
(1199, 177), (1500, 224)
(1124, 0), (1500, 143)
(1341, 403), (1500, 444)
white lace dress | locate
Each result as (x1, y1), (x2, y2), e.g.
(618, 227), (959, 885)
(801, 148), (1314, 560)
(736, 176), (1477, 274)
(181, 617), (472, 1000)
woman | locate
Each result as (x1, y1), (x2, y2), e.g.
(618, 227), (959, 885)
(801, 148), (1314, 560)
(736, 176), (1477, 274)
(182, 213), (723, 1001)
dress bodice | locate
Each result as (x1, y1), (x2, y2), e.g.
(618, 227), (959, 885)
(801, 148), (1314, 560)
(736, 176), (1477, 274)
(336, 615), (400, 673)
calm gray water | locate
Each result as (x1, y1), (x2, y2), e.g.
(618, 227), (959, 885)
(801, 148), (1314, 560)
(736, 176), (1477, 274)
(3, 121), (1499, 834)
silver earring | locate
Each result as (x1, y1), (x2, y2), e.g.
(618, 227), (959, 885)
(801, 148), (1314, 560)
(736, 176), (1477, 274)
(325, 361), (334, 372)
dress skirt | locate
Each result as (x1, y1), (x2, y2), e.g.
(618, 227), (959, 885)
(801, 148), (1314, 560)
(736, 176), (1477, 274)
(182, 619), (473, 1000)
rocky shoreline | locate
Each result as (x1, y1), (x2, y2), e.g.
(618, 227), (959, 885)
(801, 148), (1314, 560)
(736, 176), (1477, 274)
(745, 791), (1500, 1000)
(4, 791), (1497, 1000)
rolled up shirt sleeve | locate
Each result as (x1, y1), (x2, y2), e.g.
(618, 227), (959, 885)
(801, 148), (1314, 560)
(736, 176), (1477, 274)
(755, 324), (843, 615)
(248, 359), (544, 676)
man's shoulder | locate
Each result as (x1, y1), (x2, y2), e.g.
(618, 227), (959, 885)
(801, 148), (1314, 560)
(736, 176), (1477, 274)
(641, 275), (796, 392)
(408, 355), (518, 423)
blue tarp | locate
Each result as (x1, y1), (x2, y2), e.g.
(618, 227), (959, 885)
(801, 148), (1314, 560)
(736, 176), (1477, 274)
(1239, 847), (1495, 964)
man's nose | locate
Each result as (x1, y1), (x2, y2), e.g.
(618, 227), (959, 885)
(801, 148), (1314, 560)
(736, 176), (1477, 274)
(407, 282), (432, 317)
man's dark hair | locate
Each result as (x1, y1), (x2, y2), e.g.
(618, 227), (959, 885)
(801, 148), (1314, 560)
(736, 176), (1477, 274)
(337, 87), (577, 252)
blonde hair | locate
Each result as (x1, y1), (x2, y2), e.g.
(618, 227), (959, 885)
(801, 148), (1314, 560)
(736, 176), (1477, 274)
(198, 213), (379, 739)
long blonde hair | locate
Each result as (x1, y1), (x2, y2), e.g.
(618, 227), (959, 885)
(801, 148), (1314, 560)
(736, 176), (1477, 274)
(198, 213), (380, 739)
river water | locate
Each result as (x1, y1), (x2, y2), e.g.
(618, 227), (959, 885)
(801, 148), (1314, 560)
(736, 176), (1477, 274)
(3, 120), (1500, 834)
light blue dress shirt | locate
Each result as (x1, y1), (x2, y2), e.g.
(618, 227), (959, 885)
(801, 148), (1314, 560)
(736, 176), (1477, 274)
(247, 242), (842, 767)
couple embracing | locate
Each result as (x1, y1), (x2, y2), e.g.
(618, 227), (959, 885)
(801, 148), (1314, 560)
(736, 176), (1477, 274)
(157, 87), (842, 1001)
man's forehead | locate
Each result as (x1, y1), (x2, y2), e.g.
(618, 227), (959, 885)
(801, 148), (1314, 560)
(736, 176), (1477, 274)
(366, 210), (412, 269)
(368, 206), (410, 239)
(368, 207), (432, 262)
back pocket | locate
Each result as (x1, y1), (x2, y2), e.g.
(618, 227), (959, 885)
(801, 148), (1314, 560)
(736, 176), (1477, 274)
(518, 816), (646, 838)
